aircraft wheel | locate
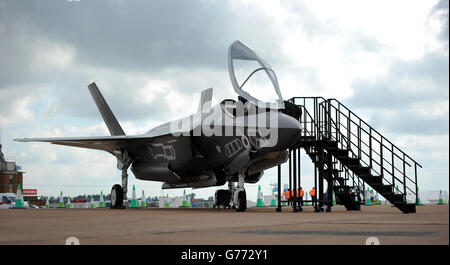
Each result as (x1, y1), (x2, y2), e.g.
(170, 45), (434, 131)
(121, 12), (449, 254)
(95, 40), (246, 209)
(235, 189), (247, 212)
(111, 184), (124, 209)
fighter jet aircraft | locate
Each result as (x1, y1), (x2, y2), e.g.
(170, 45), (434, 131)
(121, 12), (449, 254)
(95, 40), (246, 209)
(15, 41), (301, 211)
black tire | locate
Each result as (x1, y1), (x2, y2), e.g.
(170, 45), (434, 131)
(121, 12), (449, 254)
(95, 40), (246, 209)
(235, 189), (247, 212)
(111, 184), (124, 209)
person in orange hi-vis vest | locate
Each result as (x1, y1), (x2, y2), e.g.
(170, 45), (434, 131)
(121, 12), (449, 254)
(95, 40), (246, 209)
(309, 187), (316, 202)
(291, 189), (299, 200)
(300, 187), (305, 206)
(284, 190), (290, 201)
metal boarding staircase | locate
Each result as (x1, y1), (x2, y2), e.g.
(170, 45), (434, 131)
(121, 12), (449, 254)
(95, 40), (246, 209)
(284, 97), (422, 213)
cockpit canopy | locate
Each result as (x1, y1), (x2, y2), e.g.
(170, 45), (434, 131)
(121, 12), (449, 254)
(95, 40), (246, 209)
(227, 40), (284, 110)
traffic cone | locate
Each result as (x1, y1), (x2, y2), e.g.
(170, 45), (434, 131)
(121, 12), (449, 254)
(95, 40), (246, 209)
(437, 190), (445, 205)
(165, 194), (170, 208)
(130, 185), (138, 208)
(89, 196), (95, 208)
(141, 190), (146, 207)
(304, 193), (310, 206)
(14, 183), (24, 208)
(270, 197), (277, 206)
(181, 189), (191, 207)
(66, 197), (71, 208)
(332, 191), (336, 206)
(45, 196), (50, 208)
(374, 192), (381, 205)
(365, 188), (372, 206)
(58, 191), (64, 208)
(256, 185), (265, 207)
(417, 186), (423, 206)
(270, 187), (277, 206)
(395, 185), (400, 194)
(99, 191), (105, 208)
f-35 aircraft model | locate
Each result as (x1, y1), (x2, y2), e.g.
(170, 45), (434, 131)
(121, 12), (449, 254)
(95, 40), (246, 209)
(15, 41), (301, 211)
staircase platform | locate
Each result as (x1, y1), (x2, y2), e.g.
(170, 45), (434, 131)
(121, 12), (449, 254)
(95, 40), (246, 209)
(284, 97), (421, 214)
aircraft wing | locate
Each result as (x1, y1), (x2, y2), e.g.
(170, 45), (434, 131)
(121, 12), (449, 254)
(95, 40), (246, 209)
(14, 135), (153, 153)
(14, 82), (157, 154)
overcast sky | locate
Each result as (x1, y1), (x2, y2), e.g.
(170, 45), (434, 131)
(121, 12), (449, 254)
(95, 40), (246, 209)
(0, 0), (448, 200)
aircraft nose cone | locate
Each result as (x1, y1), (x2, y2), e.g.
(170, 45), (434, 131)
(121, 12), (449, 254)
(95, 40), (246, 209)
(276, 113), (301, 150)
(256, 112), (301, 153)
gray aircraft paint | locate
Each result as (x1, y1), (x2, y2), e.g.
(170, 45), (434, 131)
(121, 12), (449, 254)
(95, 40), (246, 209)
(14, 41), (301, 190)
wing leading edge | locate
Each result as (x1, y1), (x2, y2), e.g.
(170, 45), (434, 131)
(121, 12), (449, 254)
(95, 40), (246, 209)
(13, 135), (153, 153)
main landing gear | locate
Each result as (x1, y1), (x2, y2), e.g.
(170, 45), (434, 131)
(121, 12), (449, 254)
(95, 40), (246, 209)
(111, 167), (129, 209)
(233, 171), (247, 212)
(111, 184), (124, 209)
(214, 172), (247, 212)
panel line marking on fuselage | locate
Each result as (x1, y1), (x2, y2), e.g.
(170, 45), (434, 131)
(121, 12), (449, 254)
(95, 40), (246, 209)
(148, 143), (176, 160)
(224, 138), (243, 158)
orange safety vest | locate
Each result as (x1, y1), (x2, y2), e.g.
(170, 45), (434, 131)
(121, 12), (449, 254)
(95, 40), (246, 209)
(290, 190), (297, 198)
(300, 189), (305, 197)
(309, 188), (316, 197)
(284, 190), (290, 199)
(290, 189), (301, 198)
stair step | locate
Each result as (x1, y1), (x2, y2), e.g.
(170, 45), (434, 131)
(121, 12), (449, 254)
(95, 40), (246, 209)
(371, 184), (393, 194)
(324, 140), (338, 149)
(384, 193), (405, 202)
(393, 202), (416, 214)
(351, 166), (371, 175)
(360, 175), (383, 185)
(339, 157), (360, 167)
(326, 147), (349, 157)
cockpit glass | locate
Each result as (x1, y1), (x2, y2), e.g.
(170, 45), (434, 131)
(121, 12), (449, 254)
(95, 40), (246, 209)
(228, 41), (284, 109)
(232, 60), (281, 105)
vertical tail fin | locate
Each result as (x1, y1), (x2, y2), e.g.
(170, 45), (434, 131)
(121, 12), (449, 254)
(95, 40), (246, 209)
(197, 87), (213, 113)
(87, 82), (125, 136)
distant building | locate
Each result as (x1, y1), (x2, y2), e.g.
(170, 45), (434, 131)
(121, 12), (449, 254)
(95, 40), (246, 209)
(0, 143), (24, 194)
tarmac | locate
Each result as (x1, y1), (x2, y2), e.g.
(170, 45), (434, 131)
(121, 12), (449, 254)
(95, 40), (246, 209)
(0, 205), (448, 245)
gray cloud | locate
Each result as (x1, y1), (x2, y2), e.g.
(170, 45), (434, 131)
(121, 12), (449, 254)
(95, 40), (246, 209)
(347, 50), (449, 110)
(345, 1), (449, 137)
(0, 0), (297, 123)
(430, 0), (449, 45)
(366, 110), (449, 136)
(0, 0), (284, 75)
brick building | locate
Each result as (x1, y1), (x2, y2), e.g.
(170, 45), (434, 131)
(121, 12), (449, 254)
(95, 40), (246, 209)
(0, 143), (23, 194)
